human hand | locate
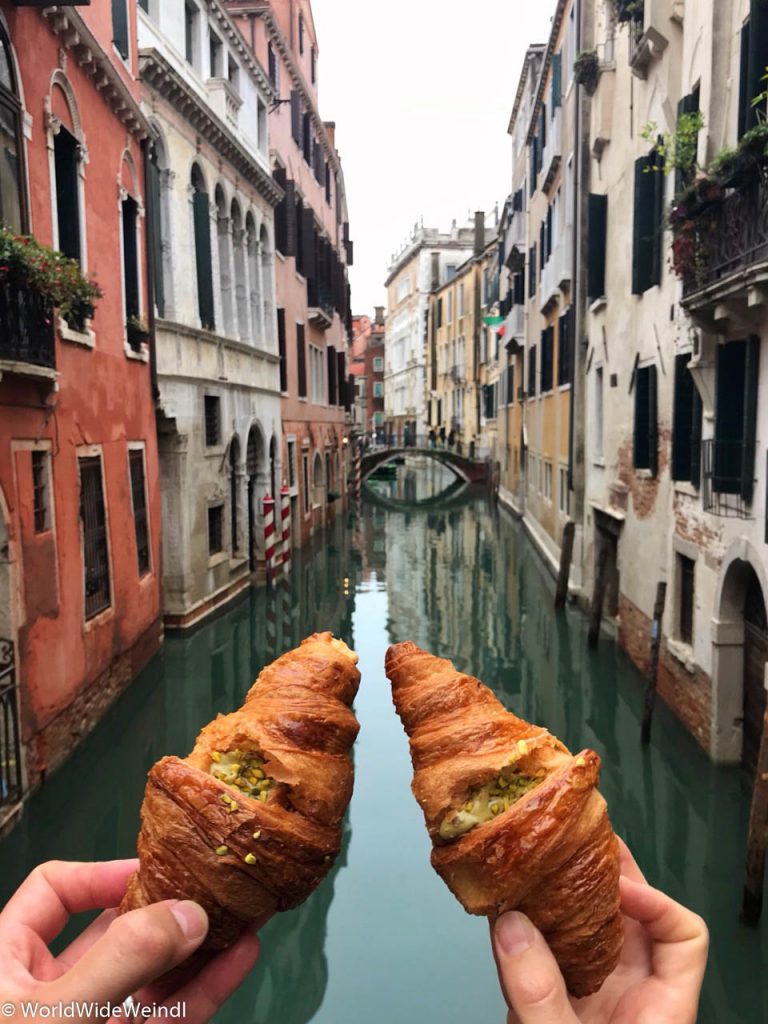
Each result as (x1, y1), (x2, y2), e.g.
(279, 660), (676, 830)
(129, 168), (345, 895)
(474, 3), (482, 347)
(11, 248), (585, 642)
(0, 860), (261, 1024)
(491, 839), (708, 1024)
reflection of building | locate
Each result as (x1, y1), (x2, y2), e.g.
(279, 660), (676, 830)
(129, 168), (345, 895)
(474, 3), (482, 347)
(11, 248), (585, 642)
(225, 0), (354, 550)
(384, 220), (476, 446)
(350, 309), (386, 443)
(0, 1), (162, 809)
(138, 0), (282, 630)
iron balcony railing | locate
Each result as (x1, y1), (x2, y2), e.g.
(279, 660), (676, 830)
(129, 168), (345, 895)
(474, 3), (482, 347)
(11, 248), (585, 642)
(701, 439), (756, 519)
(683, 180), (768, 299)
(0, 639), (23, 809)
(0, 279), (56, 369)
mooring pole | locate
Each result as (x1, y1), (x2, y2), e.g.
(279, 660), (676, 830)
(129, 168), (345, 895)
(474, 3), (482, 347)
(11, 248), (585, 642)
(641, 582), (667, 746)
(555, 521), (576, 611)
(263, 493), (276, 591)
(743, 671), (768, 924)
(587, 541), (610, 648)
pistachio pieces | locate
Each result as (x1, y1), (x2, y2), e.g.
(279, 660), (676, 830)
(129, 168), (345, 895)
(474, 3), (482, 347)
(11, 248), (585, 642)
(438, 756), (545, 841)
(209, 748), (274, 802)
(215, 845), (229, 856)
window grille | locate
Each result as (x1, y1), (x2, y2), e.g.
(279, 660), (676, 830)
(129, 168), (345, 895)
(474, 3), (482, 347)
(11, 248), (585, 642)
(129, 449), (150, 576)
(79, 456), (111, 619)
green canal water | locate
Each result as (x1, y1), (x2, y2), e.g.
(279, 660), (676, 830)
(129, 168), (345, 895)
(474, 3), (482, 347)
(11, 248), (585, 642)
(0, 459), (766, 1023)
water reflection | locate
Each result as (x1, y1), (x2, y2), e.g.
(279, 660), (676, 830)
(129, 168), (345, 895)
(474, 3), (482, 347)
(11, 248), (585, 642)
(0, 489), (765, 1024)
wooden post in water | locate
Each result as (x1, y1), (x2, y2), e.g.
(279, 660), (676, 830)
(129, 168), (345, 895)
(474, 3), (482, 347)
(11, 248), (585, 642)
(587, 541), (610, 648)
(743, 674), (768, 924)
(641, 582), (667, 746)
(555, 521), (576, 611)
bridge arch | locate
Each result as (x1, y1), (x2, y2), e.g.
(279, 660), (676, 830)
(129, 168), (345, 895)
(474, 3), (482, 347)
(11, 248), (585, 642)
(360, 447), (489, 486)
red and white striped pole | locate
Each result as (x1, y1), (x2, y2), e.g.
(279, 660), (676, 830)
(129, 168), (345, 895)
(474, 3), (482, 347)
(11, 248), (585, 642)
(280, 485), (291, 580)
(354, 442), (362, 505)
(263, 492), (276, 590)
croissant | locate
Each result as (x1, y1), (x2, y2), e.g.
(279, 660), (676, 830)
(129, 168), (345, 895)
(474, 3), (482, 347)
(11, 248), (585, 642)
(120, 633), (360, 950)
(385, 641), (622, 998)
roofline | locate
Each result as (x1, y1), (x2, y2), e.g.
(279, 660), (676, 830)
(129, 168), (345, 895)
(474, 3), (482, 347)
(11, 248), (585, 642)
(527, 0), (569, 143)
(507, 44), (546, 136)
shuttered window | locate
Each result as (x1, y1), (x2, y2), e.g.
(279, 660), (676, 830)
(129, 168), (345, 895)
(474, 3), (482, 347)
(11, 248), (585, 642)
(122, 195), (140, 327)
(277, 309), (287, 392)
(529, 246), (537, 296)
(506, 364), (515, 406)
(129, 449), (150, 577)
(551, 52), (562, 110)
(678, 554), (695, 645)
(540, 326), (554, 393)
(528, 345), (537, 398)
(633, 364), (658, 475)
(327, 345), (338, 406)
(112, 0), (129, 60)
(147, 146), (165, 318)
(587, 194), (608, 301)
(79, 456), (111, 620)
(296, 322), (307, 398)
(302, 207), (315, 282)
(54, 127), (81, 263)
(557, 308), (573, 386)
(715, 337), (759, 500)
(295, 196), (305, 275)
(632, 151), (665, 295)
(193, 189), (215, 330)
(739, 1), (768, 137)
(268, 42), (278, 89)
(675, 89), (700, 194)
(671, 353), (703, 485)
(337, 351), (347, 408)
(540, 224), (546, 271)
(529, 143), (537, 196)
(290, 91), (302, 146)
(514, 270), (525, 305)
(273, 167), (289, 256)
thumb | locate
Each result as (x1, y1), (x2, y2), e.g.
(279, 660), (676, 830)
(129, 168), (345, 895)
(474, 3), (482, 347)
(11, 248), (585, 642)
(52, 900), (208, 1011)
(492, 912), (579, 1024)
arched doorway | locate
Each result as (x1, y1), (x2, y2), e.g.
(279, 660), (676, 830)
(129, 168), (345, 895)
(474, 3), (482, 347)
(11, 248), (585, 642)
(246, 426), (264, 572)
(743, 570), (768, 773)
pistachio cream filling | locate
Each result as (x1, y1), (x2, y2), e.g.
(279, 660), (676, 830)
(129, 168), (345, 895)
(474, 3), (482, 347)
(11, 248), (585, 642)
(209, 749), (274, 803)
(439, 768), (543, 840)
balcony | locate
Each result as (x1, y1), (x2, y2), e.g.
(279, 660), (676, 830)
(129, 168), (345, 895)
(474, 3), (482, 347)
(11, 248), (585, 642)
(206, 78), (242, 128)
(541, 105), (562, 195)
(702, 439), (756, 519)
(307, 280), (334, 329)
(681, 180), (768, 324)
(504, 303), (525, 346)
(539, 227), (574, 312)
(0, 279), (56, 382)
(450, 365), (465, 383)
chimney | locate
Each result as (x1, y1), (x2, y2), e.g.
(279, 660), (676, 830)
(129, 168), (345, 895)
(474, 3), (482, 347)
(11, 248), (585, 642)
(374, 305), (385, 325)
(474, 211), (486, 257)
(431, 252), (440, 290)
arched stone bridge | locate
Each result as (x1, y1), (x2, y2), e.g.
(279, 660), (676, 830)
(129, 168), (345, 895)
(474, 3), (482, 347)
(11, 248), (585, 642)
(359, 447), (491, 485)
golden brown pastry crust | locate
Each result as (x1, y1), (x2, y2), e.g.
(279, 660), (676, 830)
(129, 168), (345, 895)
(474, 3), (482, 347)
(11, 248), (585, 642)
(385, 641), (622, 998)
(120, 633), (360, 950)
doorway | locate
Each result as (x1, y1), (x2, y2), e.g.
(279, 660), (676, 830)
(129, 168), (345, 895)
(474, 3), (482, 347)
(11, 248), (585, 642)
(743, 569), (768, 773)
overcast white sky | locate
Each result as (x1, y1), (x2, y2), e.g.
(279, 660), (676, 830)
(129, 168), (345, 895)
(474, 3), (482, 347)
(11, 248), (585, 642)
(311, 0), (556, 314)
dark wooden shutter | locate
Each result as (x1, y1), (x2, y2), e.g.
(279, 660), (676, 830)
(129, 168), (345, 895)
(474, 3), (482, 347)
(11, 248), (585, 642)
(193, 190), (215, 330)
(147, 153), (165, 317)
(284, 180), (297, 257)
(551, 52), (562, 110)
(650, 149), (665, 288)
(715, 341), (746, 493)
(528, 345), (537, 396)
(632, 155), (660, 295)
(129, 449), (150, 577)
(291, 91), (302, 145)
(672, 354), (695, 481)
(530, 144), (537, 196)
(295, 196), (305, 274)
(558, 308), (573, 386)
(296, 322), (307, 398)
(112, 0), (129, 60)
(273, 167), (288, 255)
(546, 206), (553, 260)
(648, 365), (659, 477)
(529, 246), (537, 296)
(634, 365), (657, 473)
(540, 224), (546, 271)
(587, 194), (608, 300)
(337, 351), (347, 407)
(748, 0), (768, 132)
(122, 196), (139, 321)
(80, 456), (111, 619)
(54, 127), (81, 262)
(277, 308), (287, 392)
(540, 104), (547, 154)
(302, 207), (315, 281)
(327, 345), (338, 406)
(742, 334), (760, 502)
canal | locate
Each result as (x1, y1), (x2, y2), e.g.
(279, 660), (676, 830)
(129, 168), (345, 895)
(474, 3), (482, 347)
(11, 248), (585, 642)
(0, 457), (765, 1023)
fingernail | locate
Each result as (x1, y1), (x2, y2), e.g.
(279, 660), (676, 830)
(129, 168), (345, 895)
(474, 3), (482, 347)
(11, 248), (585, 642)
(171, 900), (209, 941)
(495, 911), (535, 956)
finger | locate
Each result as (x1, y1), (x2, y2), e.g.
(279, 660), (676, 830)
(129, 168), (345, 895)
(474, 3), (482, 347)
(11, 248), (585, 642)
(620, 876), (709, 982)
(160, 931), (261, 1023)
(51, 900), (209, 1012)
(492, 912), (579, 1024)
(617, 838), (647, 884)
(0, 860), (138, 944)
(56, 910), (119, 971)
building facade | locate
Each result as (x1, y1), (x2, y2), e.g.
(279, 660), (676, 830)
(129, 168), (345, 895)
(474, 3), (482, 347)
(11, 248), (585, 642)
(384, 221), (476, 447)
(350, 309), (386, 444)
(138, 0), (283, 630)
(225, 0), (354, 550)
(0, 0), (162, 817)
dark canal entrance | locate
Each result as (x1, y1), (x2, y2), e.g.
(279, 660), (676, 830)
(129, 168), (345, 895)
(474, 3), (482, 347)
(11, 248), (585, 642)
(0, 458), (765, 1023)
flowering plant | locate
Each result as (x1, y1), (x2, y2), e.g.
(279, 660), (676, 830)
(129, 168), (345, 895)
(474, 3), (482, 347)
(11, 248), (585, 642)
(0, 224), (102, 323)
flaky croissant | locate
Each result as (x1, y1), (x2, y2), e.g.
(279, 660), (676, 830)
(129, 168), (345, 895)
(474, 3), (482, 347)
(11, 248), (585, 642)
(120, 633), (360, 950)
(385, 641), (622, 997)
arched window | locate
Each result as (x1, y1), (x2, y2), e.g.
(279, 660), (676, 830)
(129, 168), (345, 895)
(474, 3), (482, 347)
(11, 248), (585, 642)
(147, 129), (173, 319)
(191, 164), (214, 330)
(215, 185), (234, 337)
(260, 223), (276, 352)
(48, 77), (84, 264)
(120, 154), (141, 346)
(312, 452), (323, 508)
(0, 24), (26, 231)
(231, 199), (248, 341)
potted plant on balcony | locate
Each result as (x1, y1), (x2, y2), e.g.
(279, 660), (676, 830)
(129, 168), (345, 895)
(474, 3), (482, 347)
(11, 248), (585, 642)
(0, 225), (102, 327)
(126, 314), (150, 351)
(574, 50), (600, 95)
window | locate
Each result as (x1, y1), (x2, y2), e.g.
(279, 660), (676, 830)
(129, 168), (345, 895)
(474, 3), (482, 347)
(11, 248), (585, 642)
(543, 461), (552, 502)
(129, 448), (150, 576)
(713, 337), (759, 501)
(738, 2), (768, 137)
(297, 323), (307, 398)
(204, 395), (221, 447)
(290, 91), (302, 147)
(557, 308), (573, 387)
(632, 150), (665, 295)
(0, 25), (27, 232)
(299, 12), (305, 54)
(54, 126), (81, 263)
(268, 43), (278, 91)
(191, 165), (215, 330)
(311, 46), (316, 84)
(528, 345), (537, 398)
(277, 309), (287, 392)
(147, 142), (166, 318)
(559, 466), (571, 515)
(678, 554), (695, 645)
(357, 376), (368, 399)
(122, 193), (140, 342)
(327, 345), (338, 406)
(436, 298), (443, 329)
(540, 326), (554, 393)
(302, 453), (310, 514)
(208, 505), (223, 555)
(633, 365), (658, 474)
(506, 364), (514, 407)
(32, 451), (50, 533)
(310, 344), (326, 404)
(302, 113), (312, 164)
(227, 55), (239, 94)
(551, 52), (561, 110)
(287, 439), (297, 490)
(185, 2), (199, 69)
(587, 194), (607, 301)
(373, 356), (384, 372)
(459, 282), (465, 317)
(112, 0), (129, 60)
(528, 245), (537, 297)
(447, 291), (453, 324)
(325, 163), (332, 205)
(595, 366), (604, 459)
(675, 88), (700, 194)
(671, 354), (703, 486)
(209, 32), (223, 78)
(79, 455), (111, 619)
(373, 381), (384, 398)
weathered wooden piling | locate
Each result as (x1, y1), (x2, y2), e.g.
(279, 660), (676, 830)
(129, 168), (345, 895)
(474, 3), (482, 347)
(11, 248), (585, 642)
(641, 582), (667, 745)
(587, 542), (610, 648)
(555, 521), (576, 611)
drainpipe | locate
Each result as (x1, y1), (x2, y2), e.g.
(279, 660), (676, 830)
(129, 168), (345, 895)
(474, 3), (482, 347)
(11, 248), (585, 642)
(141, 136), (159, 403)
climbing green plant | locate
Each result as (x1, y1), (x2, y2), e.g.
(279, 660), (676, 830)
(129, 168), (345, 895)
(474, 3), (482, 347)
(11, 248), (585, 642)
(641, 111), (705, 178)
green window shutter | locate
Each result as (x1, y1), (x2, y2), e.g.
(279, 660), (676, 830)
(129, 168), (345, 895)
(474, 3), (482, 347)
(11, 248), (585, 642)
(742, 334), (760, 502)
(528, 345), (537, 396)
(297, 323), (307, 398)
(648, 365), (658, 477)
(147, 152), (165, 318)
(672, 354), (694, 480)
(587, 194), (607, 300)
(193, 191), (215, 331)
(634, 365), (654, 470)
(551, 52), (562, 110)
(291, 91), (302, 145)
(112, 0), (129, 60)
(632, 155), (660, 295)
(650, 149), (666, 288)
